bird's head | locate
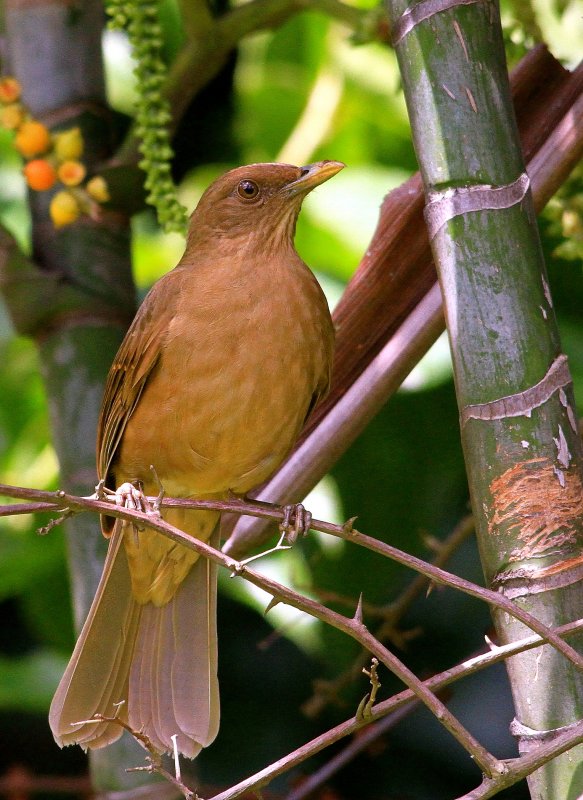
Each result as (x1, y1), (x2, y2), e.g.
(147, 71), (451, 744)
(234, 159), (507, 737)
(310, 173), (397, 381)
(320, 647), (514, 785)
(187, 161), (344, 250)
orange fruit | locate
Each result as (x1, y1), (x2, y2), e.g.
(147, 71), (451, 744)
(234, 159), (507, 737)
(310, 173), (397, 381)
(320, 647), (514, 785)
(23, 159), (57, 191)
(0, 77), (21, 104)
(15, 120), (51, 158)
(57, 160), (86, 186)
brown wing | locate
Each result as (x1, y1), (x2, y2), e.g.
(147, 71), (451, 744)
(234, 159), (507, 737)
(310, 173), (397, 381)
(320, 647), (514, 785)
(97, 267), (185, 491)
(303, 287), (335, 428)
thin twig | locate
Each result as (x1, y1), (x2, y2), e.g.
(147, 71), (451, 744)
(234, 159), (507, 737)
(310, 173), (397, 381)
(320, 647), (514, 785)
(0, 483), (499, 774)
(88, 714), (196, 800)
(207, 618), (583, 800)
(1, 483), (581, 796)
(303, 513), (474, 717)
(0, 483), (580, 669)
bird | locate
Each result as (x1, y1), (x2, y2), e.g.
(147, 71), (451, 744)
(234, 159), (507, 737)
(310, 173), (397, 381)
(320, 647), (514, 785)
(49, 160), (342, 759)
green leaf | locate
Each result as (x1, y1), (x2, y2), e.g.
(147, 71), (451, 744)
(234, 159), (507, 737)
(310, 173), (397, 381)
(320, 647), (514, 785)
(0, 649), (68, 712)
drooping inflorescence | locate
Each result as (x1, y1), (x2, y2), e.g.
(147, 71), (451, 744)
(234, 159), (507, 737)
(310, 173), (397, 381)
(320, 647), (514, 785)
(105, 0), (188, 235)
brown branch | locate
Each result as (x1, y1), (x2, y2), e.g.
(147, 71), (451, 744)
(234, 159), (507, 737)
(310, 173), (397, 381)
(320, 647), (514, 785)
(2, 483), (582, 795)
(0, 490), (500, 775)
(206, 618), (583, 800)
(303, 513), (474, 718)
(0, 483), (580, 669)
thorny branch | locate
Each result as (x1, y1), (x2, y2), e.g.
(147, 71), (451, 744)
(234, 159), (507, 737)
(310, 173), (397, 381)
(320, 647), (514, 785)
(1, 483), (580, 669)
(303, 513), (474, 718)
(0, 483), (582, 798)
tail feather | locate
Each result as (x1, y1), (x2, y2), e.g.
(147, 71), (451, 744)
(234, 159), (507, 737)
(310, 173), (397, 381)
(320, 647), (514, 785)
(49, 529), (139, 749)
(50, 525), (220, 757)
(172, 534), (219, 745)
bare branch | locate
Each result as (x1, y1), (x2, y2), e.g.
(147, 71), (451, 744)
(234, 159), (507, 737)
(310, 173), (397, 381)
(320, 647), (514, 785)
(207, 619), (583, 800)
(0, 482), (580, 669)
(2, 482), (582, 796)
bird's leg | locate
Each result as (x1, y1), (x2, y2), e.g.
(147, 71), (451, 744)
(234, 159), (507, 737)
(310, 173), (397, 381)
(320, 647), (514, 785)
(115, 481), (149, 513)
(280, 502), (312, 545)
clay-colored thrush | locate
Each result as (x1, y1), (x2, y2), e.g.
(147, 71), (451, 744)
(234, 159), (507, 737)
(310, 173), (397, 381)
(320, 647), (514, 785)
(49, 161), (342, 758)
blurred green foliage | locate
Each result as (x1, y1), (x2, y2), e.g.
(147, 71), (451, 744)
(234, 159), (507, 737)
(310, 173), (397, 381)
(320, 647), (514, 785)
(0, 1), (581, 797)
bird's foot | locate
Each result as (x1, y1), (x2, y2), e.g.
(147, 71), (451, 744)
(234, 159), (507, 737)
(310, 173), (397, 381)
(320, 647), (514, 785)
(115, 480), (153, 532)
(279, 502), (312, 545)
(115, 481), (149, 513)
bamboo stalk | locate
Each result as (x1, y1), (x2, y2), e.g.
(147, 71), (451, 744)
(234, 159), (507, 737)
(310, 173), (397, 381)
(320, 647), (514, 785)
(385, 0), (583, 795)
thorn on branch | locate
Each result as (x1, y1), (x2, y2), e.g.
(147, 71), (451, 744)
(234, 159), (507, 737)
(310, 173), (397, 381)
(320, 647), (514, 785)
(229, 559), (245, 578)
(342, 515), (358, 535)
(353, 593), (364, 624)
(264, 595), (282, 615)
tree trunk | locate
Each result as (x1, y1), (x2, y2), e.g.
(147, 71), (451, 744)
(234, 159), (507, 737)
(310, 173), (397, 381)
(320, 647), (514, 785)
(1, 0), (162, 792)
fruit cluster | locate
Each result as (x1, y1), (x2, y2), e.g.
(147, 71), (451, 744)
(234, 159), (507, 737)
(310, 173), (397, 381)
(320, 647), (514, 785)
(0, 77), (110, 228)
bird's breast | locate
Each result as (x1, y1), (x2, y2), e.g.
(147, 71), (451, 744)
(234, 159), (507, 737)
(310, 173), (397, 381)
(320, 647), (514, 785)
(116, 257), (333, 499)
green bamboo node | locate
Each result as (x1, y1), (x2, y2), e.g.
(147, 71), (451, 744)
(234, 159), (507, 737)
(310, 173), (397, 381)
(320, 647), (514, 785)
(105, 0), (188, 235)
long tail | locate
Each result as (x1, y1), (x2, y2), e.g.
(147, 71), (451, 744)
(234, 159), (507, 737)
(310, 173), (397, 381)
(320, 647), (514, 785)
(49, 527), (219, 758)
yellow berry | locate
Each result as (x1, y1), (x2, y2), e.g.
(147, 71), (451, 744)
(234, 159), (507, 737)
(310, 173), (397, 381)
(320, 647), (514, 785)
(14, 120), (51, 158)
(0, 77), (22, 104)
(86, 175), (110, 203)
(53, 127), (84, 161)
(23, 159), (57, 191)
(49, 190), (81, 228)
(57, 160), (86, 186)
(0, 103), (24, 130)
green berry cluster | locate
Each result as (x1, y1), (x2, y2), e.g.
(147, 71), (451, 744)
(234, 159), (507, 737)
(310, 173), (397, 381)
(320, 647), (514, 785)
(105, 0), (188, 235)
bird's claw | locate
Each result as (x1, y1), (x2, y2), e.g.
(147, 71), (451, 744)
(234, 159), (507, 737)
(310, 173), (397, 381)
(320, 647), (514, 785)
(279, 502), (312, 545)
(115, 480), (157, 531)
(115, 481), (149, 513)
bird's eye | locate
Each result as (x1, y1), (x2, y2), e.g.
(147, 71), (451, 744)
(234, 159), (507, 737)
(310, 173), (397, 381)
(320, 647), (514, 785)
(237, 180), (260, 200)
